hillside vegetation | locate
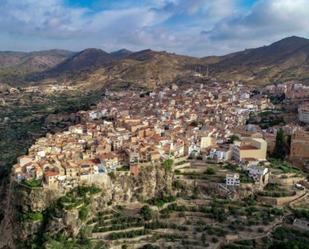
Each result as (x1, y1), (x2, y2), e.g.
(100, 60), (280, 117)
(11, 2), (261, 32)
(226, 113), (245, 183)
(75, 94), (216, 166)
(2, 36), (309, 88)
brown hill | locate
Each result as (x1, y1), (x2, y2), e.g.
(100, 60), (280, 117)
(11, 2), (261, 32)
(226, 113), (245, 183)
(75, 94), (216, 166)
(210, 36), (309, 84)
(4, 36), (309, 88)
(46, 48), (114, 76)
(70, 49), (200, 90)
(110, 49), (133, 60)
(0, 50), (73, 84)
(88, 36), (309, 89)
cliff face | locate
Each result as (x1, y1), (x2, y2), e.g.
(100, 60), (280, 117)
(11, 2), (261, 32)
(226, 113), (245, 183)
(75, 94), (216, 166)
(0, 165), (173, 249)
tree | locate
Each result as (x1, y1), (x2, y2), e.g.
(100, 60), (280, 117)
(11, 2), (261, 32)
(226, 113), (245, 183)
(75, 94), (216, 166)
(228, 134), (240, 144)
(201, 233), (207, 245)
(273, 128), (286, 160)
(139, 244), (160, 249)
(212, 237), (219, 243)
(162, 159), (173, 171)
(205, 167), (216, 175)
(140, 205), (153, 221)
(79, 206), (89, 221)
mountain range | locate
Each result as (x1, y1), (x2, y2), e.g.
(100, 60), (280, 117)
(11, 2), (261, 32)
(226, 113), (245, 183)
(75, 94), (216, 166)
(208, 36), (309, 84)
(1, 36), (309, 89)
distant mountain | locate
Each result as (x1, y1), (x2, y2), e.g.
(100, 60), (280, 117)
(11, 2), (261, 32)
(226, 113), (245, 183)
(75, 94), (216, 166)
(126, 49), (156, 61)
(31, 48), (199, 90)
(79, 49), (200, 90)
(110, 49), (133, 60)
(34, 37), (309, 89)
(210, 36), (309, 84)
(0, 50), (74, 84)
(0, 50), (74, 70)
(46, 48), (114, 76)
(3, 36), (309, 87)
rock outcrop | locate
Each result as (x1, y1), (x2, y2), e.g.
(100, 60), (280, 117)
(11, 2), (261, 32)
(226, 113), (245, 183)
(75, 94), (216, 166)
(0, 165), (173, 249)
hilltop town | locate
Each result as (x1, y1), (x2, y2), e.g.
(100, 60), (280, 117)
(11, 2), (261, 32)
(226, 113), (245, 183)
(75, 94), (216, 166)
(12, 81), (309, 191)
(11, 82), (269, 188)
(0, 80), (308, 249)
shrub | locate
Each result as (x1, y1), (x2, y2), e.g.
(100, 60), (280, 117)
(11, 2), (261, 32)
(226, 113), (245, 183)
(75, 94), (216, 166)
(205, 167), (216, 175)
(229, 135), (240, 144)
(22, 179), (42, 188)
(146, 195), (176, 207)
(108, 229), (148, 240)
(108, 172), (116, 179)
(139, 244), (160, 249)
(212, 237), (219, 243)
(140, 205), (153, 221)
(162, 159), (174, 171)
(22, 212), (43, 221)
(258, 227), (264, 233)
(79, 206), (89, 221)
(173, 180), (185, 190)
(76, 185), (101, 196)
(293, 208), (309, 219)
(201, 233), (207, 245)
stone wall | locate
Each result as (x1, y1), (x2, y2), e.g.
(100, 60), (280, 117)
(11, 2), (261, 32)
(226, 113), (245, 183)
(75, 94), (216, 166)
(257, 191), (305, 206)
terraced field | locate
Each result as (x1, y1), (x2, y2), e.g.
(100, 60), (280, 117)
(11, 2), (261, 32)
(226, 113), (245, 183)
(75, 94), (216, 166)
(84, 197), (285, 249)
(82, 161), (287, 249)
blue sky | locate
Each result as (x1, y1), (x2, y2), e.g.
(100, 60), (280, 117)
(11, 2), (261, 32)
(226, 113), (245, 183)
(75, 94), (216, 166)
(0, 0), (308, 56)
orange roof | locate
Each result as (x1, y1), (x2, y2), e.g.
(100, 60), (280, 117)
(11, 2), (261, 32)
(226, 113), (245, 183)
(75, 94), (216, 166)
(240, 145), (258, 150)
(44, 171), (59, 177)
(99, 152), (118, 160)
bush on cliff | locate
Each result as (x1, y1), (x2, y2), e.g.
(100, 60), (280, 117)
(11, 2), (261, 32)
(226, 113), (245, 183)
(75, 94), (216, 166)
(22, 179), (42, 188)
(140, 205), (153, 221)
(21, 211), (43, 221)
(79, 206), (89, 221)
(163, 159), (173, 171)
(146, 195), (176, 207)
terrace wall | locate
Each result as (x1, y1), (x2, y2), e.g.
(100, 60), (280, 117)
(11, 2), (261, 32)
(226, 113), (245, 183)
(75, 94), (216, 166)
(257, 191), (305, 206)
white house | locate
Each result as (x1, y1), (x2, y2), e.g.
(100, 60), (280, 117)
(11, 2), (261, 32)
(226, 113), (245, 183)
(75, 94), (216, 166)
(188, 143), (201, 157)
(226, 173), (240, 186)
(89, 111), (104, 120)
(208, 147), (231, 161)
(248, 165), (269, 186)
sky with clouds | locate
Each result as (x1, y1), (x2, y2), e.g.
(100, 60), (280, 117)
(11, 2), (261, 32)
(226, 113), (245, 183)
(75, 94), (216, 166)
(1, 0), (309, 56)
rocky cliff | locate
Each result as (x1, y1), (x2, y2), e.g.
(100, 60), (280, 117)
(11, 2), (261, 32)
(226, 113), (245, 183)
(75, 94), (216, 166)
(0, 165), (173, 249)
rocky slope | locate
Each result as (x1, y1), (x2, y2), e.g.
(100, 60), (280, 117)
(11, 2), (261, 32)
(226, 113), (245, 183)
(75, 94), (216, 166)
(0, 165), (173, 249)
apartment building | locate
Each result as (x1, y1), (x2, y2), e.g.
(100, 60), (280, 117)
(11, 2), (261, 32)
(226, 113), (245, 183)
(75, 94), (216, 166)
(232, 137), (267, 162)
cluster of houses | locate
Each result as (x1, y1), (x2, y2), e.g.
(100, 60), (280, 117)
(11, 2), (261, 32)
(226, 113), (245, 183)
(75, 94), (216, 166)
(225, 137), (269, 187)
(263, 82), (309, 169)
(11, 81), (296, 190)
(225, 165), (270, 188)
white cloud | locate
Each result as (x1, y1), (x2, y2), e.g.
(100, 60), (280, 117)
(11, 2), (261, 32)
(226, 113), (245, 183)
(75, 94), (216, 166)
(0, 0), (308, 56)
(0, 0), (88, 38)
(202, 0), (309, 53)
